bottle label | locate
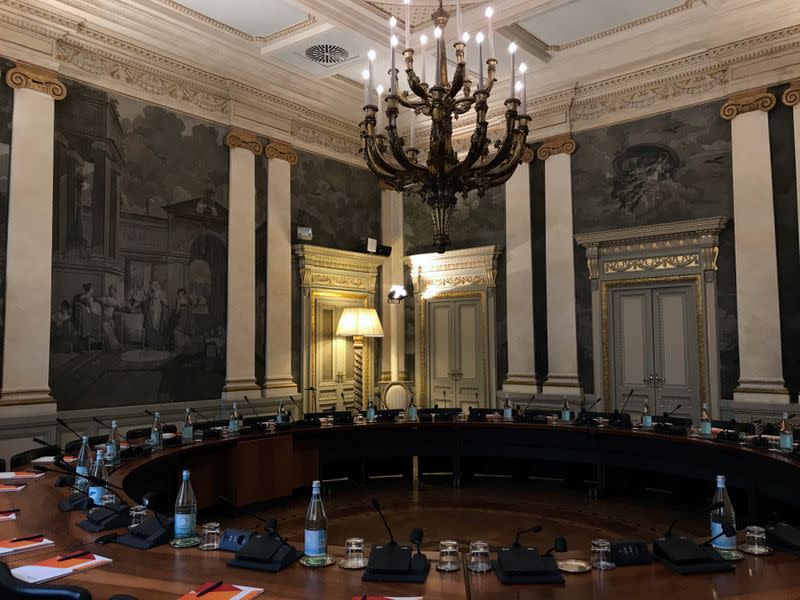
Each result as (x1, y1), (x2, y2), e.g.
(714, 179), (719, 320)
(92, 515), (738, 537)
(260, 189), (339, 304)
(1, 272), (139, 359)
(642, 415), (653, 428)
(710, 521), (736, 549)
(503, 407), (513, 420)
(780, 432), (794, 450)
(562, 410), (571, 423)
(182, 425), (193, 441)
(105, 444), (116, 462)
(88, 485), (104, 505)
(150, 431), (160, 446)
(701, 421), (712, 435)
(408, 407), (417, 420)
(75, 465), (88, 488)
(304, 529), (327, 557)
(174, 513), (196, 538)
(229, 419), (238, 433)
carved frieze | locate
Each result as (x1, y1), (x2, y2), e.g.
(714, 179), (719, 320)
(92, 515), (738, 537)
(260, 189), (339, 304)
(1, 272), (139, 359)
(5, 63), (66, 100)
(265, 140), (298, 165)
(294, 244), (385, 294)
(536, 134), (576, 160)
(720, 89), (776, 120)
(405, 245), (503, 294)
(603, 254), (700, 274)
(224, 128), (263, 155)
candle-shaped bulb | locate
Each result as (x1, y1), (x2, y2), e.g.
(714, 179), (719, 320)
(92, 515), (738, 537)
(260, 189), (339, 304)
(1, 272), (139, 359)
(391, 35), (399, 47)
(515, 80), (523, 94)
(362, 69), (370, 106)
(462, 32), (470, 43)
(508, 43), (517, 98)
(389, 16), (397, 28)
(362, 69), (370, 79)
(434, 26), (442, 39)
(475, 32), (484, 44)
(484, 6), (494, 18)
(519, 62), (528, 74)
(518, 63), (527, 112)
(508, 42), (518, 54)
(376, 84), (384, 95)
(368, 49), (376, 61)
(420, 33), (428, 45)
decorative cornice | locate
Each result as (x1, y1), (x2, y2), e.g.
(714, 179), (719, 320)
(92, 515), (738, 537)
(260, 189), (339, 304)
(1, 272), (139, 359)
(5, 62), (66, 99)
(783, 80), (800, 107)
(720, 89), (777, 120)
(224, 128), (262, 155)
(537, 134), (576, 160)
(265, 140), (298, 165)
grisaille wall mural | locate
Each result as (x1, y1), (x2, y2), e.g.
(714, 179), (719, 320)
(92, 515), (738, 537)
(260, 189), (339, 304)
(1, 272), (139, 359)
(0, 58), (12, 388)
(50, 80), (229, 410)
(570, 100), (738, 398)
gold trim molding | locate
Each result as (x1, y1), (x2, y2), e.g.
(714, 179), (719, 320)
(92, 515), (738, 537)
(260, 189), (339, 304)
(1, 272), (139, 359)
(224, 128), (263, 155)
(782, 80), (800, 107)
(265, 141), (298, 165)
(720, 89), (776, 120)
(537, 134), (576, 160)
(5, 63), (66, 100)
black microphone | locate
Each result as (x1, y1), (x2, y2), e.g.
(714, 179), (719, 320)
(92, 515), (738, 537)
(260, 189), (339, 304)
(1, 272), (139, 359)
(410, 527), (424, 555)
(702, 523), (737, 546)
(523, 394), (536, 413)
(665, 501), (723, 538)
(53, 456), (127, 494)
(93, 416), (111, 430)
(32, 437), (59, 449)
(582, 397), (602, 413)
(371, 497), (396, 545)
(190, 407), (213, 423)
(56, 418), (82, 440)
(217, 495), (272, 529)
(662, 404), (682, 420)
(144, 409), (156, 419)
(618, 389), (634, 414)
(545, 536), (568, 556)
(243, 395), (260, 420)
(513, 524), (542, 548)
(288, 395), (303, 416)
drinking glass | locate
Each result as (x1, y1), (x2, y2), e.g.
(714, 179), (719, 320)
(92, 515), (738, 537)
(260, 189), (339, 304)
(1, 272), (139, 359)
(437, 540), (460, 572)
(100, 493), (117, 506)
(396, 410), (406, 423)
(468, 541), (491, 573)
(740, 525), (771, 555)
(591, 538), (615, 570)
(341, 537), (367, 568)
(199, 522), (221, 551)
(128, 505), (147, 529)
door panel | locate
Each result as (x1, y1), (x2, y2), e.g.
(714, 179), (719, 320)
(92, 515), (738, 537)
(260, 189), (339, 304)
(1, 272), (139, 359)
(611, 289), (655, 413)
(653, 286), (699, 421)
(314, 298), (361, 411)
(429, 303), (455, 405)
(455, 300), (483, 409)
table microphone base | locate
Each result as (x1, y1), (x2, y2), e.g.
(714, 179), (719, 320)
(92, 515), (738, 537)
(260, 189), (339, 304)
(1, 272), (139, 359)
(78, 502), (131, 532)
(227, 533), (300, 572)
(652, 537), (735, 574)
(116, 515), (173, 549)
(362, 551), (429, 583)
(492, 547), (564, 585)
(58, 492), (92, 512)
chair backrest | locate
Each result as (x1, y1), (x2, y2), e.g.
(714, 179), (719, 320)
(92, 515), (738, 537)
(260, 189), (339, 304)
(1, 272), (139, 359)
(125, 427), (151, 441)
(381, 382), (412, 410)
(64, 435), (107, 455)
(10, 446), (60, 470)
(0, 561), (92, 600)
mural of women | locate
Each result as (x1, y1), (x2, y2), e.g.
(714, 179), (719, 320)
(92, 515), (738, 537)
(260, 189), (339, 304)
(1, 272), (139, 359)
(172, 288), (198, 354)
(142, 280), (168, 349)
(72, 283), (102, 351)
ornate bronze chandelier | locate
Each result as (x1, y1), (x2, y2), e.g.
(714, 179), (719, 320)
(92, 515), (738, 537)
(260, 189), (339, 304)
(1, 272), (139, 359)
(360, 1), (530, 253)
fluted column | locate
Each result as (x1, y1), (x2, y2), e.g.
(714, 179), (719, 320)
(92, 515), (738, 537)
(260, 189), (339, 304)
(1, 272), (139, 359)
(263, 141), (298, 397)
(538, 135), (583, 398)
(502, 147), (538, 394)
(380, 186), (406, 382)
(783, 82), (800, 252)
(721, 90), (789, 403)
(1, 64), (66, 412)
(222, 129), (263, 400)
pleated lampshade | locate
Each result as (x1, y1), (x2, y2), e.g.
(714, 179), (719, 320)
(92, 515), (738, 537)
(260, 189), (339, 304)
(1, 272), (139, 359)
(336, 307), (384, 337)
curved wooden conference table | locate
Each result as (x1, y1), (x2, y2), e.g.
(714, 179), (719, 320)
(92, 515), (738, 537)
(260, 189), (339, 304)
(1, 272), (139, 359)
(3, 420), (800, 599)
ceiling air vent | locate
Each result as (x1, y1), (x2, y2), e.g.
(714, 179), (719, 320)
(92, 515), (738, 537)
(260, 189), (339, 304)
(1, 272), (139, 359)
(305, 44), (350, 66)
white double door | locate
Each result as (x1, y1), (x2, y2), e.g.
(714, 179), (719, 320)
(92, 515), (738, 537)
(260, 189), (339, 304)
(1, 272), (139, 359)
(610, 283), (700, 421)
(427, 297), (485, 409)
(314, 298), (359, 411)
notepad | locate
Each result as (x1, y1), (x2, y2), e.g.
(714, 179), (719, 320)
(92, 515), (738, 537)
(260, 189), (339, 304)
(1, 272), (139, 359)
(0, 483), (26, 492)
(178, 582), (264, 600)
(11, 552), (112, 583)
(0, 536), (54, 556)
(0, 472), (45, 480)
(0, 511), (18, 522)
(32, 455), (77, 464)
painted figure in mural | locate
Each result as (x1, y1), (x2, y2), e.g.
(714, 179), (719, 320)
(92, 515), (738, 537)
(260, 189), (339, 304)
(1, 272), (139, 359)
(72, 283), (103, 352)
(611, 144), (679, 213)
(51, 300), (76, 351)
(97, 284), (123, 351)
(140, 280), (168, 349)
(172, 287), (198, 354)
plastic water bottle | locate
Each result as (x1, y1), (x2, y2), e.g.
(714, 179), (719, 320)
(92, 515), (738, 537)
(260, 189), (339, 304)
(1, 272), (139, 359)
(700, 403), (712, 438)
(172, 469), (199, 548)
(304, 480), (328, 564)
(150, 411), (163, 449)
(366, 399), (376, 423)
(229, 402), (240, 434)
(561, 397), (571, 424)
(182, 408), (193, 442)
(642, 400), (653, 429)
(104, 420), (121, 467)
(75, 435), (92, 491)
(277, 401), (287, 425)
(407, 395), (418, 422)
(710, 475), (737, 549)
(87, 448), (108, 505)
(503, 394), (513, 421)
(780, 412), (794, 451)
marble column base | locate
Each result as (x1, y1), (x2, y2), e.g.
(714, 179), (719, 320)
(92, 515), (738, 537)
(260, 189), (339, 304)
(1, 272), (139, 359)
(0, 389), (56, 417)
(734, 378), (790, 403)
(502, 374), (539, 394)
(541, 374), (583, 397)
(263, 377), (298, 398)
(222, 377), (262, 400)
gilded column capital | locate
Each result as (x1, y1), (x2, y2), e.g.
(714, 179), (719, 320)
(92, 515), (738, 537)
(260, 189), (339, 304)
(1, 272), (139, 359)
(536, 134), (576, 160)
(265, 140), (298, 165)
(4, 63), (66, 100)
(224, 128), (263, 155)
(782, 80), (800, 107)
(720, 89), (776, 120)
(520, 146), (535, 164)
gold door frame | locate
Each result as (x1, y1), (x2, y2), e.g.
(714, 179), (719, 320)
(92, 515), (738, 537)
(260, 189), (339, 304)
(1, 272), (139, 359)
(601, 273), (706, 408)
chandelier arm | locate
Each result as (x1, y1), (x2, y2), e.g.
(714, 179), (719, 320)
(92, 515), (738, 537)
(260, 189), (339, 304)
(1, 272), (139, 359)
(396, 94), (428, 111)
(386, 125), (430, 178)
(452, 98), (476, 115)
(473, 116), (517, 173)
(364, 136), (405, 177)
(447, 62), (466, 99)
(480, 133), (528, 178)
(404, 70), (431, 103)
(453, 120), (489, 177)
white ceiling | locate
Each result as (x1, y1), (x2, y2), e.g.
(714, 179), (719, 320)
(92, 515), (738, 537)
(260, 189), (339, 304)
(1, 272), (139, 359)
(177, 0), (308, 37)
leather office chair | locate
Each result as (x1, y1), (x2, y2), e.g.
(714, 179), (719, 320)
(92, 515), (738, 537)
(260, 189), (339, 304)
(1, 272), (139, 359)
(0, 562), (138, 600)
(10, 446), (60, 470)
